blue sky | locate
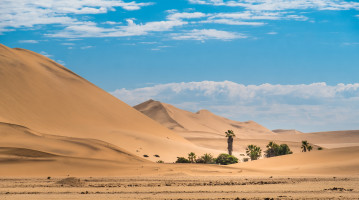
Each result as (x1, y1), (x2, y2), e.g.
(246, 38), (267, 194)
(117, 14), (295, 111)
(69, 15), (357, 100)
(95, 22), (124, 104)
(1, 0), (359, 132)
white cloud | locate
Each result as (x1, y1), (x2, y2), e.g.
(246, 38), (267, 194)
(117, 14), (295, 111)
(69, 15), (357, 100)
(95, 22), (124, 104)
(18, 40), (39, 43)
(110, 81), (359, 132)
(80, 45), (93, 49)
(61, 42), (75, 45)
(267, 31), (278, 35)
(172, 29), (246, 41)
(56, 60), (66, 65)
(46, 19), (187, 38)
(167, 12), (207, 20)
(39, 51), (52, 58)
(188, 0), (359, 11)
(200, 19), (265, 26)
(0, 0), (152, 34)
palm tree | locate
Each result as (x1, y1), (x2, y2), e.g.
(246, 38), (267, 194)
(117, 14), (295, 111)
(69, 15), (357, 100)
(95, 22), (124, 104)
(188, 152), (197, 163)
(246, 144), (262, 160)
(265, 141), (279, 157)
(225, 130), (236, 155)
(301, 140), (312, 152)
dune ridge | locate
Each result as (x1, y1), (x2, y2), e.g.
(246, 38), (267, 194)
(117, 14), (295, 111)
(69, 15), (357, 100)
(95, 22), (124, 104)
(135, 99), (275, 139)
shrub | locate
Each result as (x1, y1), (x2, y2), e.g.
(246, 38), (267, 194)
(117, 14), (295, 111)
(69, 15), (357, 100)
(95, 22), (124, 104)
(196, 153), (215, 164)
(156, 160), (164, 163)
(318, 147), (323, 150)
(265, 142), (292, 157)
(243, 158), (249, 162)
(176, 157), (190, 163)
(278, 144), (293, 155)
(188, 152), (197, 163)
(215, 153), (239, 165)
(246, 145), (262, 160)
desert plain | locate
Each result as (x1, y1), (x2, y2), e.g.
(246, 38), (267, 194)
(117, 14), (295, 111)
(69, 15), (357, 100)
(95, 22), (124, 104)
(0, 43), (359, 199)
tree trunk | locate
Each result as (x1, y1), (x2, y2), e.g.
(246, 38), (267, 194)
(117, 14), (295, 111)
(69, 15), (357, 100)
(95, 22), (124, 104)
(227, 136), (233, 155)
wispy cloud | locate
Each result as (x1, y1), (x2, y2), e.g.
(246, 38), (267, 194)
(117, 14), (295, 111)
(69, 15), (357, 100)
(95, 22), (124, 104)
(46, 19), (187, 38)
(188, 0), (359, 11)
(18, 40), (39, 43)
(111, 81), (359, 132)
(0, 0), (152, 33)
(267, 31), (278, 35)
(39, 51), (52, 58)
(172, 29), (246, 41)
(80, 45), (93, 49)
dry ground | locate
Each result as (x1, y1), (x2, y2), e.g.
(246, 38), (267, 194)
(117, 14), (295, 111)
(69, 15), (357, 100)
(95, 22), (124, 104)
(0, 176), (358, 200)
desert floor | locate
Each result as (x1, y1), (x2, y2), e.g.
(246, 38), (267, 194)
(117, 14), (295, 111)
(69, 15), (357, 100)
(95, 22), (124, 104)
(0, 176), (358, 200)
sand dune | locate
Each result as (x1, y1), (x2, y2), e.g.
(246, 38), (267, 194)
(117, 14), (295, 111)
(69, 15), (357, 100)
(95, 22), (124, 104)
(270, 130), (359, 149)
(237, 146), (359, 175)
(135, 99), (275, 139)
(0, 44), (214, 163)
(272, 129), (303, 134)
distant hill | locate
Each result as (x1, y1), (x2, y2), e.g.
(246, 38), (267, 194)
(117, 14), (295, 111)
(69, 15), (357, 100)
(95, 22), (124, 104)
(134, 99), (275, 139)
(272, 129), (303, 134)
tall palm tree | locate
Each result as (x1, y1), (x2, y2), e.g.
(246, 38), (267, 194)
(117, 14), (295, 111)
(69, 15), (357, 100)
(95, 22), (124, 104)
(301, 140), (310, 152)
(225, 130), (236, 155)
(246, 144), (262, 160)
(188, 152), (197, 163)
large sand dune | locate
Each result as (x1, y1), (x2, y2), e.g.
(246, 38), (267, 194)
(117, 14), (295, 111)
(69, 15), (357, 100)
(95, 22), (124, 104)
(0, 44), (214, 163)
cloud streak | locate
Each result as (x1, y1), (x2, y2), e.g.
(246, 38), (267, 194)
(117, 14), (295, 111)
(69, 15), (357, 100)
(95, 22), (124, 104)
(0, 0), (152, 33)
(111, 81), (359, 132)
(188, 0), (359, 11)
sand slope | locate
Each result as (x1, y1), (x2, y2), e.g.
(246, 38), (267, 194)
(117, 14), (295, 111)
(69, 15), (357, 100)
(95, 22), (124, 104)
(135, 99), (275, 139)
(271, 130), (359, 149)
(0, 44), (212, 162)
(237, 146), (359, 175)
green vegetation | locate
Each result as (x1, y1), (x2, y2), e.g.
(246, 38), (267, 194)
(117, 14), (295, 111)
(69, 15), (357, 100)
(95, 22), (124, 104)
(196, 153), (215, 164)
(318, 147), (323, 150)
(188, 152), (197, 163)
(215, 153), (239, 165)
(175, 157), (191, 163)
(225, 130), (236, 155)
(278, 144), (293, 155)
(301, 140), (313, 152)
(156, 160), (164, 163)
(246, 145), (262, 160)
(264, 141), (292, 157)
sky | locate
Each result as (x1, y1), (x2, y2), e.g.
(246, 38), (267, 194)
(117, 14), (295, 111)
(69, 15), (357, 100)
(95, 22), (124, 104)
(1, 0), (359, 132)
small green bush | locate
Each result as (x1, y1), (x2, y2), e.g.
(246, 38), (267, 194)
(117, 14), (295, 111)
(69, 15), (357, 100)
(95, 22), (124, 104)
(156, 160), (164, 163)
(215, 153), (239, 165)
(175, 157), (191, 163)
(318, 147), (323, 150)
(196, 153), (215, 164)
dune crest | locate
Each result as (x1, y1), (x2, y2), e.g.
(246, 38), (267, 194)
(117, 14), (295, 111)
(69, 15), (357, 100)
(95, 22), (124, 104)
(135, 99), (275, 139)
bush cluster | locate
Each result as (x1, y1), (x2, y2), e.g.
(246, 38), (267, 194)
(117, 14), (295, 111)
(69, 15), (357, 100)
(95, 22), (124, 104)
(264, 142), (292, 158)
(175, 152), (238, 165)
